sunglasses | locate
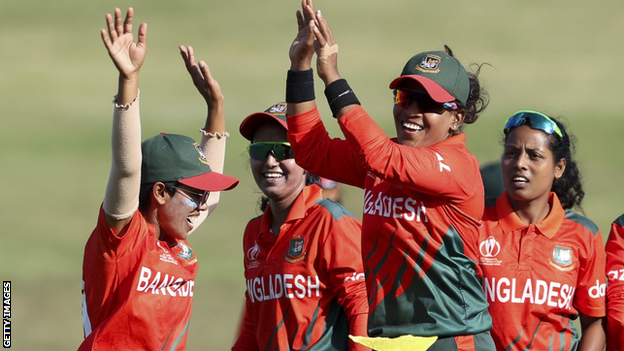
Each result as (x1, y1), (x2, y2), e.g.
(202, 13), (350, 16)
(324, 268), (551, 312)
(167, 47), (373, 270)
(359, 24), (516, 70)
(171, 185), (210, 208)
(247, 142), (294, 161)
(503, 110), (563, 138)
(394, 89), (459, 113)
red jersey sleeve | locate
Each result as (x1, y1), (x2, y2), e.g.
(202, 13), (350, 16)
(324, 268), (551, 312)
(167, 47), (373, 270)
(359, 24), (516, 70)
(231, 294), (260, 351)
(606, 215), (624, 351)
(287, 107), (367, 188)
(321, 215), (370, 351)
(338, 106), (481, 202)
(574, 228), (607, 318)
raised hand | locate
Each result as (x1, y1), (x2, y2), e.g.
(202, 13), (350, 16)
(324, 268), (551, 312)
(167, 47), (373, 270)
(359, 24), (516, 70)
(101, 8), (147, 79)
(179, 45), (224, 108)
(310, 10), (341, 85)
(288, 0), (318, 71)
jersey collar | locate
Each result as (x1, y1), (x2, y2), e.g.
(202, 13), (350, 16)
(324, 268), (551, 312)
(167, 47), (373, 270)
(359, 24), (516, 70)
(496, 191), (565, 239)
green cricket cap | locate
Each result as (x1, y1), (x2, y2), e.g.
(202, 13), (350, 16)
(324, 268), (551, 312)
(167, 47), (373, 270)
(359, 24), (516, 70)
(389, 50), (470, 105)
(239, 102), (288, 141)
(141, 132), (239, 191)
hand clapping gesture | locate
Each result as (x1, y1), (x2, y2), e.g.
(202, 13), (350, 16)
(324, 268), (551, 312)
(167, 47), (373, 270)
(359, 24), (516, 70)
(289, 0), (341, 84)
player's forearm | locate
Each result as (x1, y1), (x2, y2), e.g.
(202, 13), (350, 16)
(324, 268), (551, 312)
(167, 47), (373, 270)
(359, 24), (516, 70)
(578, 315), (606, 351)
(103, 94), (142, 220)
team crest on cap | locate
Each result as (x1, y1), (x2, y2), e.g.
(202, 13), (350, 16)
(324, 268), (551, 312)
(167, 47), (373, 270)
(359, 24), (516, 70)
(551, 246), (573, 270)
(266, 102), (287, 116)
(416, 54), (442, 73)
(285, 235), (306, 263)
(193, 142), (210, 166)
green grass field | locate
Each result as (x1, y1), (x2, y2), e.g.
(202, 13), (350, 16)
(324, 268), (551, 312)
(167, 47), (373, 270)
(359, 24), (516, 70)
(1, 0), (623, 349)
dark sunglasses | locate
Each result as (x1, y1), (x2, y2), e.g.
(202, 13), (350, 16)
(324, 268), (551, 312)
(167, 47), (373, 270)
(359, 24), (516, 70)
(171, 185), (210, 208)
(394, 89), (459, 113)
(247, 142), (294, 161)
(503, 110), (563, 138)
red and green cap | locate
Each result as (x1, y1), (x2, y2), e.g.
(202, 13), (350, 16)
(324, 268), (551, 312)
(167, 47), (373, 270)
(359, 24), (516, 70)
(141, 132), (239, 191)
(389, 50), (470, 105)
(239, 102), (288, 141)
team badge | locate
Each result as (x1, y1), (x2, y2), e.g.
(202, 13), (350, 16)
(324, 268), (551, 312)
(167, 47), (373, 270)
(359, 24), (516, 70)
(551, 246), (573, 268)
(266, 102), (287, 116)
(415, 54), (442, 73)
(177, 242), (195, 263)
(193, 142), (210, 166)
(285, 235), (306, 263)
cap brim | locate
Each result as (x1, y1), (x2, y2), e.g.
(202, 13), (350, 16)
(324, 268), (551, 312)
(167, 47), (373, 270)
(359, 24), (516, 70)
(389, 75), (455, 103)
(239, 112), (288, 141)
(178, 172), (239, 192)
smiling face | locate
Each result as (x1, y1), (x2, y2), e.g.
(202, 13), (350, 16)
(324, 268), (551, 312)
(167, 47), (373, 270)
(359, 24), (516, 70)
(250, 121), (306, 207)
(502, 125), (566, 208)
(155, 182), (209, 241)
(392, 80), (465, 148)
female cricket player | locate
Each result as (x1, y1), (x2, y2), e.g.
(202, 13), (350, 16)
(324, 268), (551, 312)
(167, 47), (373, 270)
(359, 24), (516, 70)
(477, 111), (606, 350)
(283, 1), (495, 350)
(79, 8), (238, 350)
(231, 102), (370, 351)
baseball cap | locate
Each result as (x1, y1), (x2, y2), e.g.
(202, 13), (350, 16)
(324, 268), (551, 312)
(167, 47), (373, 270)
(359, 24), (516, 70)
(239, 102), (288, 141)
(389, 50), (469, 105)
(141, 132), (239, 191)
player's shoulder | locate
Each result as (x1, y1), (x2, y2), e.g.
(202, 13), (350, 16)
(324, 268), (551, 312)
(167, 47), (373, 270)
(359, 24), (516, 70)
(613, 213), (624, 227)
(313, 198), (358, 222)
(564, 209), (600, 236)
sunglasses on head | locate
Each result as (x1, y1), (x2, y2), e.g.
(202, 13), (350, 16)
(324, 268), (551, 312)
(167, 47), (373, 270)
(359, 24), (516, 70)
(393, 89), (459, 113)
(247, 142), (294, 161)
(503, 110), (563, 138)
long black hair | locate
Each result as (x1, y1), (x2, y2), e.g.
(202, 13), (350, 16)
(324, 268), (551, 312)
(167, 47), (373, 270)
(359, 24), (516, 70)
(547, 117), (584, 210)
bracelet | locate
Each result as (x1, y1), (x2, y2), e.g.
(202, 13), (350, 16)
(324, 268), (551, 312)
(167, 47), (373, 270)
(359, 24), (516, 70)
(324, 79), (360, 117)
(199, 130), (230, 139)
(286, 69), (315, 103)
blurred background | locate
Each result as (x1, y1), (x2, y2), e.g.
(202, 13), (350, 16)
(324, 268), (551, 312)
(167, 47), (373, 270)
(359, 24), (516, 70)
(1, 0), (623, 349)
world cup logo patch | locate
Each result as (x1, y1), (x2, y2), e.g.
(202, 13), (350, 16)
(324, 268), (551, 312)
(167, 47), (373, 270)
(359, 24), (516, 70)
(285, 236), (306, 263)
(416, 54), (442, 73)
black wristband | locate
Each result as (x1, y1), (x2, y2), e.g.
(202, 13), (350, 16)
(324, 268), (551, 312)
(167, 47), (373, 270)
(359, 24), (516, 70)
(286, 69), (315, 103)
(324, 79), (360, 118)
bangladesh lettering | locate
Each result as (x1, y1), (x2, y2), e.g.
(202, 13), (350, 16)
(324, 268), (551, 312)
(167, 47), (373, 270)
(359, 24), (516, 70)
(483, 277), (575, 308)
(136, 267), (194, 297)
(363, 190), (428, 222)
(247, 274), (320, 303)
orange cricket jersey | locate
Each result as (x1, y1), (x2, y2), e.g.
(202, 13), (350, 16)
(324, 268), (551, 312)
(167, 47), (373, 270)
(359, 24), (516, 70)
(478, 192), (606, 350)
(606, 214), (624, 351)
(232, 185), (368, 351)
(287, 107), (492, 339)
(79, 206), (198, 351)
